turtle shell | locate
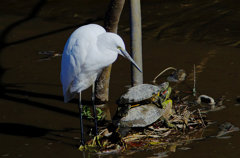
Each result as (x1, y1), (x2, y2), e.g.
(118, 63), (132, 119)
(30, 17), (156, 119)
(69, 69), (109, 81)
(118, 82), (169, 105)
(120, 104), (164, 127)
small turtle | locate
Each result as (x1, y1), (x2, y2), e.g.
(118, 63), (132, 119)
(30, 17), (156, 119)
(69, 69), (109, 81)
(118, 82), (171, 107)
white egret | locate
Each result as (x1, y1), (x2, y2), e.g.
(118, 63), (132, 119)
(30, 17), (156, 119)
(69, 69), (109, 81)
(60, 24), (142, 145)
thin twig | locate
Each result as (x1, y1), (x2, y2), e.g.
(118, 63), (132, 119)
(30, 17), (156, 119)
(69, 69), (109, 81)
(197, 109), (206, 127)
(153, 67), (177, 84)
(193, 64), (196, 96)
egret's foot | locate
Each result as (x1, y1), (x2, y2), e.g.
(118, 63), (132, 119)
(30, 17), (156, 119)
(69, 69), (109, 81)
(91, 135), (102, 147)
(78, 145), (85, 151)
(78, 135), (103, 152)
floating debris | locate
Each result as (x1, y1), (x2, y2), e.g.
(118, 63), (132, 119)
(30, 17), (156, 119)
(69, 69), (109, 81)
(151, 151), (168, 158)
(167, 69), (186, 82)
(197, 96), (226, 113)
(153, 67), (186, 83)
(197, 95), (215, 106)
(179, 146), (191, 151)
(38, 51), (62, 61)
(216, 122), (240, 138)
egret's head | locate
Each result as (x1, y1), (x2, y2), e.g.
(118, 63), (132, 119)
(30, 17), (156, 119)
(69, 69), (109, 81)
(99, 32), (125, 53)
(99, 32), (142, 72)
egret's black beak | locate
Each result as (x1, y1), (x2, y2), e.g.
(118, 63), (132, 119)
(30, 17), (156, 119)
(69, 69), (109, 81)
(120, 49), (142, 72)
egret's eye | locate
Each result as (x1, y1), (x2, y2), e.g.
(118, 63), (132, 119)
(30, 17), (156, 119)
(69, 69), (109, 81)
(117, 46), (122, 50)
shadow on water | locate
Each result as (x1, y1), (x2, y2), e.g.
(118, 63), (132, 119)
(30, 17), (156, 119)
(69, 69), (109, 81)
(0, 93), (78, 118)
(0, 0), (102, 49)
(0, 122), (81, 146)
(0, 88), (95, 118)
(0, 0), (47, 96)
(5, 18), (103, 47)
(4, 88), (63, 101)
(0, 0), (47, 49)
(0, 123), (50, 137)
(0, 0), (102, 118)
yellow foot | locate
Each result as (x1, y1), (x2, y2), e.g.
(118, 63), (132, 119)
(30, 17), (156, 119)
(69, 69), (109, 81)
(78, 135), (103, 152)
(78, 145), (85, 151)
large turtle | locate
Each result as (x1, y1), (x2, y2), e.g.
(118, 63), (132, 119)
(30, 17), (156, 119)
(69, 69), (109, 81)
(120, 103), (164, 127)
(119, 100), (174, 128)
(118, 82), (171, 106)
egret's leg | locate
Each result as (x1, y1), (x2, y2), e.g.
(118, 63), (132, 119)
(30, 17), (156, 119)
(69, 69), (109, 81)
(92, 84), (98, 136)
(78, 92), (85, 145)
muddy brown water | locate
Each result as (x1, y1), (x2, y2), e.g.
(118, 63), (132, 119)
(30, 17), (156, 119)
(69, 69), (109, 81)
(1, 0), (240, 157)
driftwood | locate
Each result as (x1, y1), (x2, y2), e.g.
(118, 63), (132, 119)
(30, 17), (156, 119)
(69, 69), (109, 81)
(95, 0), (125, 103)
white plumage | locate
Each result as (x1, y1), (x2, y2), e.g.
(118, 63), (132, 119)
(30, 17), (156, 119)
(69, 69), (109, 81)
(60, 24), (141, 102)
(60, 24), (142, 145)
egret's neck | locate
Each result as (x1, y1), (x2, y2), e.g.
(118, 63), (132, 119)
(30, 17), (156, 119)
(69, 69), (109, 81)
(99, 48), (118, 67)
(96, 34), (119, 67)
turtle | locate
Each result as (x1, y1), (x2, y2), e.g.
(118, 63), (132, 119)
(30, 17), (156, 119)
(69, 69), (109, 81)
(118, 82), (171, 107)
(119, 100), (174, 128)
(120, 103), (164, 127)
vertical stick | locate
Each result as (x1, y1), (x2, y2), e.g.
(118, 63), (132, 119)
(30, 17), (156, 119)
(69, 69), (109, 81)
(193, 64), (196, 96)
(130, 0), (143, 86)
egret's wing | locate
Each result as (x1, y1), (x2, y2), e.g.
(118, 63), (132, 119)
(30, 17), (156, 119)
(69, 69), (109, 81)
(60, 24), (106, 102)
